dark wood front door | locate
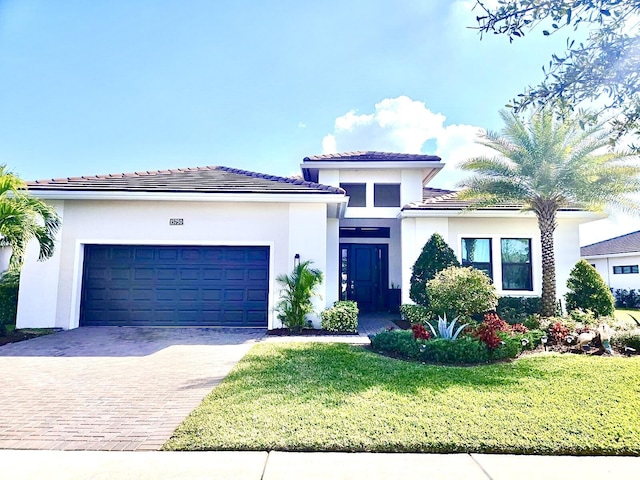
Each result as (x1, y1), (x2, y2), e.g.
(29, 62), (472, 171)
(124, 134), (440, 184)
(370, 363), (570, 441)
(340, 244), (388, 313)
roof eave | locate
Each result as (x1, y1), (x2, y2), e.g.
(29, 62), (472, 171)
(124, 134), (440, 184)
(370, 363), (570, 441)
(399, 209), (606, 220)
(27, 189), (349, 204)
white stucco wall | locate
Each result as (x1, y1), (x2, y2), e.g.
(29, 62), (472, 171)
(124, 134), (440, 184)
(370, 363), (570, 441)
(400, 214), (584, 304)
(0, 247), (11, 273)
(586, 254), (640, 290)
(16, 199), (331, 330)
(318, 168), (424, 219)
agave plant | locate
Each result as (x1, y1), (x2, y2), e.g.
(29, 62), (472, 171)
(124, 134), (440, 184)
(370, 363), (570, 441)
(426, 314), (468, 340)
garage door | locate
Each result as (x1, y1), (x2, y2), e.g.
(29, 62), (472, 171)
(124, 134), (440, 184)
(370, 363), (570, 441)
(80, 245), (269, 327)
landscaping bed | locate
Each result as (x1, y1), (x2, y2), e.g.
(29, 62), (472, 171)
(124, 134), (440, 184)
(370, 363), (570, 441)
(0, 328), (60, 346)
(164, 342), (640, 455)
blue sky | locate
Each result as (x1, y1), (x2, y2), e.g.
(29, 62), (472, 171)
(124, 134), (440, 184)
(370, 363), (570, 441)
(0, 0), (635, 244)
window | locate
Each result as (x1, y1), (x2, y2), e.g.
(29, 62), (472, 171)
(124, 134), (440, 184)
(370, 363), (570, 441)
(374, 184), (401, 207)
(461, 238), (493, 279)
(501, 238), (533, 291)
(613, 265), (639, 274)
(339, 227), (390, 238)
(340, 183), (366, 207)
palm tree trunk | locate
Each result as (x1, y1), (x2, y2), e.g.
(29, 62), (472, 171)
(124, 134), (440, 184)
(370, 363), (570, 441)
(537, 206), (558, 318)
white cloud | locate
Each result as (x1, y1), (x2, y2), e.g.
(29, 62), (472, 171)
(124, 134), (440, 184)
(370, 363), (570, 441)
(321, 95), (492, 189)
(322, 96), (446, 154)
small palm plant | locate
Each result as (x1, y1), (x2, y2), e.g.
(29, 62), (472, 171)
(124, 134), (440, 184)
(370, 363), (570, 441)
(276, 260), (323, 332)
(426, 314), (468, 340)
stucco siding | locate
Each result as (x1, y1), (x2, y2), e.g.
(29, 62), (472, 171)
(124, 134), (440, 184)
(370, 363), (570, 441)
(585, 254), (640, 290)
(16, 199), (330, 330)
(401, 215), (582, 303)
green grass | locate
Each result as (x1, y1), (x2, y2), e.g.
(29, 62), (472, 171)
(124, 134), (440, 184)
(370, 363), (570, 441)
(164, 343), (640, 455)
(615, 308), (640, 322)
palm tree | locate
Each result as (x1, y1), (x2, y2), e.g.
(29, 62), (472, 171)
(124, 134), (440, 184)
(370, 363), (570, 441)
(276, 260), (323, 332)
(0, 165), (61, 272)
(458, 110), (640, 317)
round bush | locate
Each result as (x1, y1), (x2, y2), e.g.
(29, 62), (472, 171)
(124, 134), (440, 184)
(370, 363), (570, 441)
(321, 300), (359, 332)
(565, 260), (614, 317)
(427, 266), (498, 322)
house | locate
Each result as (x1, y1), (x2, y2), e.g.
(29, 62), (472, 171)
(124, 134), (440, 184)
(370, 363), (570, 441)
(581, 230), (640, 290)
(16, 152), (602, 330)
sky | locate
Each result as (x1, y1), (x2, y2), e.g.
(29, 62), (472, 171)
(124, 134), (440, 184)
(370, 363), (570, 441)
(0, 0), (637, 245)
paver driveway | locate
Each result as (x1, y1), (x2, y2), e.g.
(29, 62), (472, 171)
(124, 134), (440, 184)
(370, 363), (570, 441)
(0, 327), (264, 451)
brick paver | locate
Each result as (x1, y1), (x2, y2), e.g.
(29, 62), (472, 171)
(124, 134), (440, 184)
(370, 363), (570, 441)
(0, 327), (264, 451)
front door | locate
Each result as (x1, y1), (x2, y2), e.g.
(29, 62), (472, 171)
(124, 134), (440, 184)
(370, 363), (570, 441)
(340, 244), (388, 313)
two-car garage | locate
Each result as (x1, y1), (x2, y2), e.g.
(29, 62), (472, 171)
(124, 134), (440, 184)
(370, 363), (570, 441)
(80, 245), (270, 327)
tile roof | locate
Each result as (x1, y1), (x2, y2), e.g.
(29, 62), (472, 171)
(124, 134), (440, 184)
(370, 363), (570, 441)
(27, 166), (344, 195)
(404, 188), (584, 212)
(581, 230), (640, 256)
(303, 151), (441, 162)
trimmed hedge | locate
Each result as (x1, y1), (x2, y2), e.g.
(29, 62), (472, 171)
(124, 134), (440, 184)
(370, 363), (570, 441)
(612, 331), (640, 351)
(321, 300), (359, 333)
(421, 337), (490, 364)
(370, 329), (420, 359)
(497, 296), (541, 324)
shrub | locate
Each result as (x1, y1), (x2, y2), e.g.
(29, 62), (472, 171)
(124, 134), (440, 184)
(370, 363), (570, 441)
(613, 288), (640, 309)
(489, 332), (523, 361)
(611, 331), (640, 351)
(0, 272), (19, 335)
(568, 308), (598, 326)
(399, 304), (432, 325)
(276, 260), (323, 332)
(472, 312), (511, 349)
(548, 321), (570, 344)
(565, 260), (615, 317)
(419, 337), (489, 364)
(370, 329), (420, 359)
(522, 329), (546, 350)
(427, 266), (498, 322)
(321, 301), (359, 333)
(522, 314), (541, 330)
(409, 233), (459, 307)
(497, 296), (541, 324)
(411, 323), (430, 340)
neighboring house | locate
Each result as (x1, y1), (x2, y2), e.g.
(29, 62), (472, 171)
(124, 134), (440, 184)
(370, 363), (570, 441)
(16, 152), (603, 330)
(581, 230), (640, 290)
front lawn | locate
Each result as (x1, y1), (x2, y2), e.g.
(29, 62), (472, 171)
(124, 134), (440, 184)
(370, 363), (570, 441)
(164, 343), (640, 455)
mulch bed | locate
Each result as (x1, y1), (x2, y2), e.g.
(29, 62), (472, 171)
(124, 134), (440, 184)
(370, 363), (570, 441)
(266, 328), (359, 336)
(0, 329), (60, 346)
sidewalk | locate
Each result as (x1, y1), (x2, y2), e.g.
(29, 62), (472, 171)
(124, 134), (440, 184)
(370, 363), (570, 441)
(2, 450), (639, 480)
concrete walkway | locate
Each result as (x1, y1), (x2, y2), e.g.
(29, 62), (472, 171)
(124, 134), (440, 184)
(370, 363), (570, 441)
(2, 450), (639, 480)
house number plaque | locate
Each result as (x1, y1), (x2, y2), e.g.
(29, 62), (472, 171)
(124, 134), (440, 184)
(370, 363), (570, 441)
(169, 218), (184, 226)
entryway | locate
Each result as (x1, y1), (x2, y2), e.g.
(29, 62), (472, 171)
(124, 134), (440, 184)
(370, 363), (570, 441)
(339, 244), (388, 313)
